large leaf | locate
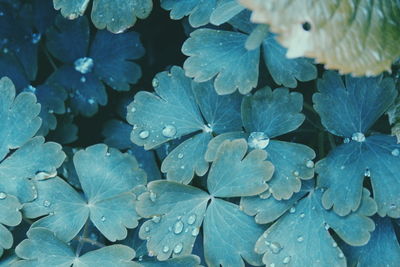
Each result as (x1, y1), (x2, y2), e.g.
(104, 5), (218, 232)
(13, 228), (138, 266)
(0, 193), (22, 257)
(240, 0), (400, 76)
(255, 188), (376, 267)
(53, 0), (152, 33)
(23, 144), (146, 242)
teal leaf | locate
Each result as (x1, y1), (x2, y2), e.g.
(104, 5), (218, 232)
(262, 34), (317, 88)
(255, 188), (376, 267)
(203, 198), (264, 266)
(317, 135), (400, 218)
(204, 132), (246, 162)
(91, 0), (152, 33)
(140, 255), (201, 267)
(136, 181), (210, 261)
(127, 67), (242, 184)
(23, 144), (146, 242)
(342, 216), (400, 267)
(207, 139), (273, 198)
(241, 180), (314, 224)
(53, 0), (90, 20)
(13, 228), (137, 266)
(313, 71), (397, 137)
(182, 29), (259, 95)
(209, 0), (244, 26)
(241, 87), (304, 138)
(0, 77), (40, 161)
(0, 193), (22, 257)
(160, 0), (216, 27)
(161, 133), (212, 184)
(90, 31), (144, 91)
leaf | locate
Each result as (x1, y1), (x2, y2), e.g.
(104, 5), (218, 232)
(89, 31), (144, 91)
(140, 255), (201, 267)
(239, 0), (400, 76)
(241, 180), (314, 224)
(127, 67), (242, 184)
(161, 0), (216, 27)
(182, 28), (260, 95)
(23, 144), (146, 242)
(53, 0), (90, 20)
(209, 0), (244, 26)
(0, 193), (22, 257)
(255, 188), (376, 267)
(203, 198), (264, 266)
(317, 135), (400, 218)
(13, 228), (138, 266)
(207, 139), (273, 197)
(313, 71), (397, 137)
(342, 216), (400, 267)
(0, 77), (41, 160)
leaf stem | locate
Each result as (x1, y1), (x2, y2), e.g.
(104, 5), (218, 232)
(75, 222), (89, 256)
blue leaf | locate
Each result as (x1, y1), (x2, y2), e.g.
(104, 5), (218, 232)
(317, 134), (400, 217)
(13, 228), (137, 266)
(262, 34), (317, 88)
(342, 216), (400, 267)
(0, 193), (22, 257)
(89, 31), (144, 91)
(182, 28), (260, 95)
(23, 144), (146, 242)
(255, 188), (376, 266)
(242, 87), (305, 138)
(161, 0), (216, 27)
(0, 55), (29, 91)
(209, 0), (244, 26)
(313, 71), (397, 137)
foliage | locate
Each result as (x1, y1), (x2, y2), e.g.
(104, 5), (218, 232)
(0, 0), (400, 266)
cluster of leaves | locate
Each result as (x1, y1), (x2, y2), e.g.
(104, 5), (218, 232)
(0, 0), (400, 266)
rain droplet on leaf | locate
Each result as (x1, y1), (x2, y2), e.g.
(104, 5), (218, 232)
(351, 132), (365, 142)
(392, 148), (399, 156)
(152, 78), (159, 88)
(248, 132), (270, 149)
(174, 220), (184, 234)
(270, 242), (282, 254)
(74, 57), (94, 74)
(0, 192), (6, 199)
(139, 130), (149, 139)
(162, 246), (169, 253)
(283, 256), (291, 264)
(174, 243), (183, 254)
(43, 200), (51, 207)
(101, 216), (106, 222)
(187, 214), (196, 225)
(162, 125), (177, 138)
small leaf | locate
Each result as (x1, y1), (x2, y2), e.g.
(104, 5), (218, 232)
(14, 228), (137, 266)
(209, 0), (244, 26)
(53, 0), (90, 20)
(0, 193), (22, 257)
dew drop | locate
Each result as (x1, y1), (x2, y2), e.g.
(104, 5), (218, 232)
(144, 226), (150, 232)
(162, 246), (169, 253)
(293, 171), (300, 176)
(174, 220), (184, 234)
(297, 236), (304, 242)
(344, 138), (350, 143)
(162, 125), (177, 138)
(138, 255), (143, 262)
(152, 216), (161, 223)
(149, 191), (157, 202)
(289, 207), (296, 213)
(364, 168), (371, 177)
(338, 252), (344, 258)
(306, 160), (314, 168)
(351, 132), (365, 142)
(283, 256), (291, 264)
(392, 148), (399, 156)
(80, 76), (86, 83)
(43, 200), (51, 207)
(299, 213), (305, 218)
(173, 243), (183, 254)
(74, 57), (94, 74)
(259, 191), (271, 199)
(187, 214), (196, 225)
(270, 242), (282, 254)
(0, 192), (6, 199)
(139, 130), (149, 139)
(152, 78), (159, 88)
(203, 124), (212, 133)
(130, 106), (136, 113)
(31, 33), (41, 44)
(191, 227), (199, 236)
(88, 98), (95, 105)
(178, 153), (184, 159)
(248, 132), (270, 149)
(332, 242), (338, 248)
(101, 216), (106, 222)
(324, 223), (330, 230)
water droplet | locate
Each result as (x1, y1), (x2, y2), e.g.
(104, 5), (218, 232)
(297, 236), (304, 242)
(180, 165), (185, 169)
(283, 256), (291, 264)
(138, 255), (143, 262)
(0, 192), (6, 199)
(88, 98), (95, 105)
(162, 246), (169, 253)
(344, 138), (350, 143)
(139, 130), (149, 139)
(101, 216), (106, 222)
(338, 252), (344, 258)
(31, 33), (42, 44)
(270, 242), (282, 254)
(390, 203), (397, 210)
(191, 227), (199, 236)
(149, 191), (157, 202)
(178, 153), (184, 159)
(43, 200), (51, 207)
(364, 168), (371, 177)
(152, 216), (161, 223)
(162, 125), (177, 138)
(152, 78), (159, 88)
(299, 213), (305, 218)
(148, 251), (155, 257)
(25, 85), (36, 93)
(130, 106), (136, 113)
(174, 220), (184, 234)
(351, 132), (365, 142)
(332, 242), (338, 247)
(187, 214), (196, 225)
(144, 226), (150, 232)
(173, 243), (183, 254)
(289, 207), (296, 213)
(259, 191), (271, 199)
(48, 109), (54, 114)
(293, 171), (300, 176)
(248, 132), (270, 149)
(392, 148), (399, 156)
(80, 76), (86, 83)
(306, 160), (314, 168)
(324, 223), (330, 230)
(74, 57), (94, 74)
(203, 124), (213, 133)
